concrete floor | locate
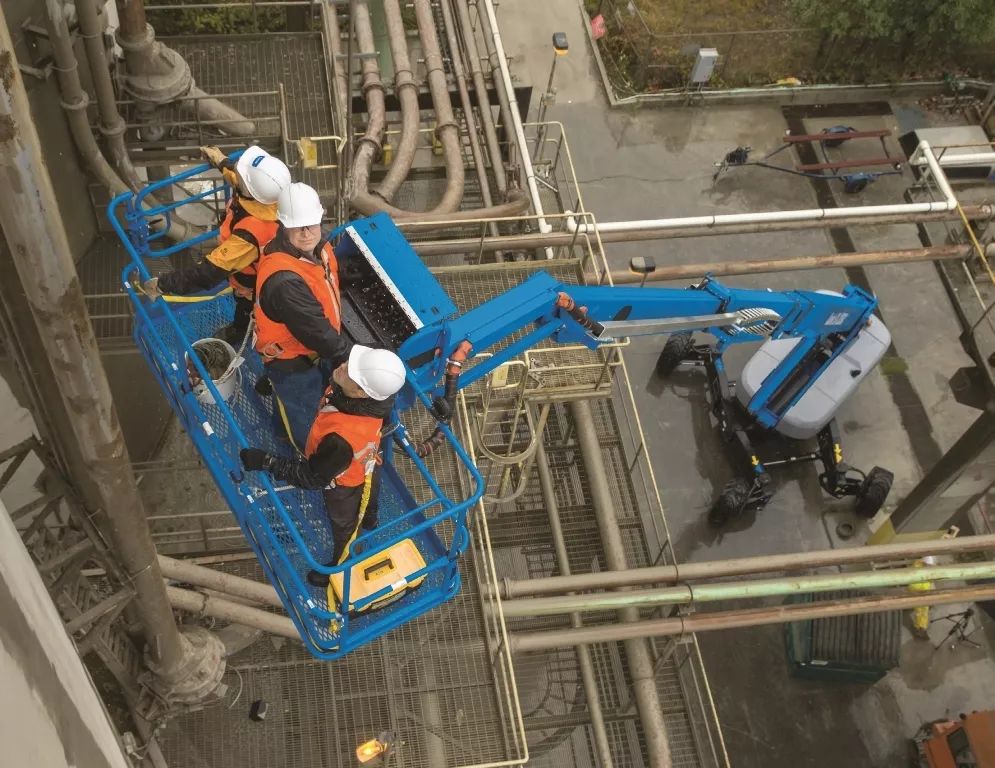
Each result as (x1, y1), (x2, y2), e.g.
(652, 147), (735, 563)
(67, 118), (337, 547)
(497, 0), (995, 765)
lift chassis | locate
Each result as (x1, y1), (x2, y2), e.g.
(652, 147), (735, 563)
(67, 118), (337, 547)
(657, 333), (894, 525)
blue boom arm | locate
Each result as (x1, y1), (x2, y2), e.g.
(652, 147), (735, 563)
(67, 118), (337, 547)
(399, 270), (877, 431)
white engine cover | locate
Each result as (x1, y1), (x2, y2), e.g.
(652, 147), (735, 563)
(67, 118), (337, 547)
(736, 314), (891, 439)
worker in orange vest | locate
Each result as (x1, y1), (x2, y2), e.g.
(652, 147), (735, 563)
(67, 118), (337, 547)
(253, 182), (352, 449)
(239, 346), (407, 585)
(140, 145), (291, 344)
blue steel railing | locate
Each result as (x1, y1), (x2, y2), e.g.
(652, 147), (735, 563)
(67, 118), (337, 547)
(108, 166), (483, 659)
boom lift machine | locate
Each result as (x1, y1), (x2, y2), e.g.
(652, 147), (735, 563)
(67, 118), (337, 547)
(111, 161), (893, 658)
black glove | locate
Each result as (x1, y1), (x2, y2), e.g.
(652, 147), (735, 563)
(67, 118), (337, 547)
(240, 448), (272, 472)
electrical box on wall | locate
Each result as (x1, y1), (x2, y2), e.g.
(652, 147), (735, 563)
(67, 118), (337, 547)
(690, 48), (719, 84)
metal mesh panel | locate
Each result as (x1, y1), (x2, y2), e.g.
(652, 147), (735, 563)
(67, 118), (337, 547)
(158, 555), (521, 768)
(170, 34), (337, 197)
(479, 402), (711, 767)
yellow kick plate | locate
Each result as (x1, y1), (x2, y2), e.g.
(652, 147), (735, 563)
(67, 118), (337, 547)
(328, 538), (426, 615)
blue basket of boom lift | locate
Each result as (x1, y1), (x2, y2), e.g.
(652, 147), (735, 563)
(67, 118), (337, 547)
(108, 163), (483, 660)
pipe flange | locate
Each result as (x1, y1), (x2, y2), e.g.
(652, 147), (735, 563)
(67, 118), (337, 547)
(114, 22), (155, 55)
(116, 25), (193, 104)
(361, 79), (386, 97)
(60, 92), (91, 113)
(98, 116), (128, 139)
(357, 135), (384, 156)
(393, 69), (417, 90)
(145, 625), (226, 705)
(434, 119), (459, 137)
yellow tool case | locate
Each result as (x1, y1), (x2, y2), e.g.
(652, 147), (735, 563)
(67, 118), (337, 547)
(329, 538), (426, 614)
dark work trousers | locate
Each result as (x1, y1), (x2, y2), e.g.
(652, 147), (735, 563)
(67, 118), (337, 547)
(231, 294), (253, 338)
(323, 464), (382, 565)
(267, 359), (331, 452)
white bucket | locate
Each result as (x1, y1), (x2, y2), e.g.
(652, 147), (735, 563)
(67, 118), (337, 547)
(186, 338), (244, 406)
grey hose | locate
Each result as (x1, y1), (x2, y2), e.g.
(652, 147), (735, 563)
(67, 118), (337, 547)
(373, 0), (420, 202)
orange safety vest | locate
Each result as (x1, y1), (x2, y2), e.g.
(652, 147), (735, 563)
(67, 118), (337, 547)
(254, 242), (342, 362)
(305, 396), (382, 488)
(218, 196), (279, 300)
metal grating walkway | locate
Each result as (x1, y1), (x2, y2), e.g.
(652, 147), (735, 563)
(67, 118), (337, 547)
(158, 551), (522, 768)
(169, 34), (338, 198)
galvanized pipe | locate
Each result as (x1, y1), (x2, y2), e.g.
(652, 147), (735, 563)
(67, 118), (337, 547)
(472, 0), (515, 168)
(439, 0), (504, 257)
(0, 22), (188, 677)
(499, 562), (995, 618)
(166, 586), (300, 641)
(604, 245), (973, 284)
(373, 0), (420, 202)
(535, 442), (615, 768)
(497, 533), (995, 599)
(157, 555), (283, 609)
(440, 0), (495, 214)
(454, 0), (507, 196)
(571, 401), (672, 768)
(509, 584), (995, 652)
(405, 206), (993, 256)
(476, 0), (553, 246)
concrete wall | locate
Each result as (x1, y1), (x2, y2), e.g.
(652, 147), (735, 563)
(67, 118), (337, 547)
(0, 500), (130, 768)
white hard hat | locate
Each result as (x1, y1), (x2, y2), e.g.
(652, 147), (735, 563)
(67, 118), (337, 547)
(235, 146), (291, 204)
(347, 345), (406, 401)
(277, 182), (325, 228)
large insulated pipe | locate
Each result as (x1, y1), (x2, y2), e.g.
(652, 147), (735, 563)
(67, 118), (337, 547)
(497, 533), (995, 599)
(374, 0), (420, 202)
(345, 2), (526, 221)
(166, 586), (300, 640)
(158, 555), (283, 609)
(348, 0), (388, 206)
(454, 0), (507, 196)
(570, 401), (672, 768)
(509, 584), (995, 652)
(535, 443), (615, 768)
(499, 562), (995, 618)
(0, 24), (190, 680)
(349, 0), (465, 216)
(409, 0), (463, 210)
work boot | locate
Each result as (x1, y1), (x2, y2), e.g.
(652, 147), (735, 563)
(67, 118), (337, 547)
(307, 564), (334, 588)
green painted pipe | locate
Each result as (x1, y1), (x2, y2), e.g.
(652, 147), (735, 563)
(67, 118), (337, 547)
(497, 563), (995, 618)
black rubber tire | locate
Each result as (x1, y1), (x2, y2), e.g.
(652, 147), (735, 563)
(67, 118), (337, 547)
(854, 466), (893, 518)
(708, 478), (751, 527)
(655, 332), (694, 377)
